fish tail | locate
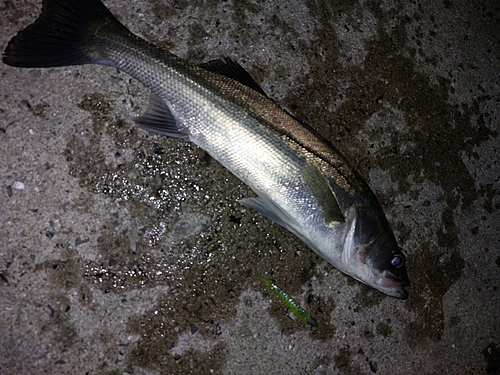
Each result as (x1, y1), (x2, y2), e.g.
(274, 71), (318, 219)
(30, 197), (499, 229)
(3, 0), (121, 68)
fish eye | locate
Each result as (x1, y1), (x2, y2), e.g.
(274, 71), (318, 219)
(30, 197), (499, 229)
(391, 255), (404, 268)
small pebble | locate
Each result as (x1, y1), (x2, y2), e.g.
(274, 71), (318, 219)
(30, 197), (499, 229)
(13, 181), (25, 190)
(75, 237), (90, 246)
(20, 99), (31, 109)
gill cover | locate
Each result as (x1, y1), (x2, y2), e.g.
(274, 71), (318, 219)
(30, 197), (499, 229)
(342, 206), (409, 299)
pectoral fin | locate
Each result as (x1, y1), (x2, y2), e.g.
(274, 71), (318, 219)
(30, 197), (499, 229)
(303, 162), (344, 224)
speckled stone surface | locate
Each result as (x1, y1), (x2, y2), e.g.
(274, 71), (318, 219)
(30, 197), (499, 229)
(1, 1), (499, 374)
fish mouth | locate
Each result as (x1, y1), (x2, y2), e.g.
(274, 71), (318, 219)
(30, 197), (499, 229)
(382, 271), (409, 299)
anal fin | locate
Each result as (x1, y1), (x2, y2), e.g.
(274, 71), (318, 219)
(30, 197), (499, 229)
(134, 93), (189, 141)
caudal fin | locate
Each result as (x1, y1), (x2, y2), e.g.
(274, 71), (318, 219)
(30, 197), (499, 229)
(3, 0), (119, 68)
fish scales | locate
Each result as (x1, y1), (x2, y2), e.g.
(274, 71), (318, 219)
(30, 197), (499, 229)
(94, 21), (339, 226)
(3, 0), (410, 298)
(94, 21), (363, 221)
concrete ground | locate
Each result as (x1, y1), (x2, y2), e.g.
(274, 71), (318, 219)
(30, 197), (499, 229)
(1, 0), (499, 374)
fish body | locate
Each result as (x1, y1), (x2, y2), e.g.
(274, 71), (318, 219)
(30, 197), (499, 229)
(3, 0), (409, 298)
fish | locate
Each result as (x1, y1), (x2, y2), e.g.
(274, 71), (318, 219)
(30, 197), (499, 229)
(254, 272), (317, 326)
(2, 0), (410, 299)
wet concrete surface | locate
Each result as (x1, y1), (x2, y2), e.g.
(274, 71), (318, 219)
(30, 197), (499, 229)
(1, 0), (499, 374)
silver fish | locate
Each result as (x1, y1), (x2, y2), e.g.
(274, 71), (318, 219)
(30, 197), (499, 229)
(3, 0), (409, 298)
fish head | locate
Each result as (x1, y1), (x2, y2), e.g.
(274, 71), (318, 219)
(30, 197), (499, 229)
(341, 205), (410, 299)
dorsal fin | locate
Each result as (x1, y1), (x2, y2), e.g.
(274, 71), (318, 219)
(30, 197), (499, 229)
(200, 58), (333, 147)
(199, 57), (268, 97)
